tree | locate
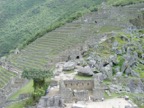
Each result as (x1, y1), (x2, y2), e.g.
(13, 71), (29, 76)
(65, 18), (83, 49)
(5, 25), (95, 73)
(22, 68), (52, 91)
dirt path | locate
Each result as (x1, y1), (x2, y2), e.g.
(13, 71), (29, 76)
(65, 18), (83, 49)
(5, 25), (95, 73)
(66, 98), (136, 108)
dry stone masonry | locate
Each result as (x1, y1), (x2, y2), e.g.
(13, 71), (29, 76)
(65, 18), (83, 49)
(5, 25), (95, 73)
(37, 78), (104, 108)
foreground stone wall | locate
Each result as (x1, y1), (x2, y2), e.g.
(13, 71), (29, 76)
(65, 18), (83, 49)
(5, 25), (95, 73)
(93, 87), (104, 101)
(37, 95), (64, 108)
(74, 90), (89, 101)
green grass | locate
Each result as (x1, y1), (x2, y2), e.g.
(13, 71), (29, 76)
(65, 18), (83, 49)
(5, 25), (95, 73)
(99, 26), (122, 33)
(7, 100), (28, 108)
(75, 74), (92, 80)
(64, 70), (74, 74)
(0, 0), (103, 57)
(9, 80), (34, 100)
(8, 78), (51, 107)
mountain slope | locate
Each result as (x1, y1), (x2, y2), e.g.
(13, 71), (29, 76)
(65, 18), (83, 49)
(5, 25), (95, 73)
(0, 0), (103, 57)
(6, 3), (144, 70)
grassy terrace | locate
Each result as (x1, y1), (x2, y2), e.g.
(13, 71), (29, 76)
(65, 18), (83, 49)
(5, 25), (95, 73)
(0, 0), (103, 57)
(8, 22), (98, 69)
(0, 66), (16, 88)
(7, 3), (143, 70)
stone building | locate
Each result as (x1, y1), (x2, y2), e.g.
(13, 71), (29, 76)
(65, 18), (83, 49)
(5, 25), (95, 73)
(37, 78), (104, 108)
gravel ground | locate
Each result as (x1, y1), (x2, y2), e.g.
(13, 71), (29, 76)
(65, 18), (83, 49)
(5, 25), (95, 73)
(66, 98), (137, 108)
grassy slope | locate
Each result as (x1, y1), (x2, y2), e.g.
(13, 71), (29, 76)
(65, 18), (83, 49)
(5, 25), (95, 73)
(0, 0), (103, 57)
(7, 100), (27, 108)
(107, 0), (144, 5)
(7, 2), (143, 70)
(9, 80), (34, 100)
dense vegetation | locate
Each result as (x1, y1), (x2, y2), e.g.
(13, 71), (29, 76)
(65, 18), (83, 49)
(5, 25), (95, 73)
(22, 68), (52, 91)
(22, 69), (52, 105)
(0, 0), (103, 57)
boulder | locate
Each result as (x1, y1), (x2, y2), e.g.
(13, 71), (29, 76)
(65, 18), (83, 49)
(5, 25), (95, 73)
(112, 41), (119, 48)
(109, 84), (123, 93)
(115, 72), (123, 77)
(139, 60), (144, 65)
(133, 52), (138, 59)
(131, 70), (140, 78)
(142, 53), (144, 60)
(125, 95), (129, 100)
(77, 66), (93, 76)
(121, 61), (128, 73)
(93, 73), (105, 82)
(120, 35), (129, 41)
(76, 58), (87, 66)
(81, 45), (89, 55)
(115, 49), (123, 55)
(125, 87), (131, 92)
(63, 61), (76, 71)
(122, 45), (126, 54)
(127, 79), (144, 93)
(123, 54), (131, 62)
(109, 55), (118, 65)
(115, 66), (120, 73)
(88, 60), (96, 68)
(103, 65), (113, 80)
(127, 47), (132, 54)
(125, 67), (132, 75)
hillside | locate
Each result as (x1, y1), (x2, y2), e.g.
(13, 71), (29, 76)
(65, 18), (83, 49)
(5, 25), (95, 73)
(0, 0), (103, 57)
(0, 0), (144, 108)
(6, 2), (144, 70)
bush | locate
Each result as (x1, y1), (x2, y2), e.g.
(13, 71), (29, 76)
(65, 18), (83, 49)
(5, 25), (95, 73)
(32, 88), (45, 101)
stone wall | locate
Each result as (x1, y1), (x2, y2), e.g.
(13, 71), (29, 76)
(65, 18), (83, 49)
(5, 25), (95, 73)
(74, 90), (89, 101)
(63, 80), (94, 90)
(93, 87), (104, 101)
(37, 95), (64, 108)
(59, 80), (93, 102)
(60, 88), (73, 102)
(0, 77), (28, 105)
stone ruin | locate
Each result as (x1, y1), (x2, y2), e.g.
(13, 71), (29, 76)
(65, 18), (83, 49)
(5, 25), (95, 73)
(37, 95), (64, 108)
(37, 78), (104, 108)
(0, 77), (28, 105)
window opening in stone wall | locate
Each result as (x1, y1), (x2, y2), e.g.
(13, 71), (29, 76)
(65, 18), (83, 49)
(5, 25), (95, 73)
(76, 56), (80, 59)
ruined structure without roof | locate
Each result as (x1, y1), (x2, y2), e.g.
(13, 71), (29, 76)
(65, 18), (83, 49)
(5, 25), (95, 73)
(37, 78), (104, 108)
